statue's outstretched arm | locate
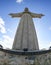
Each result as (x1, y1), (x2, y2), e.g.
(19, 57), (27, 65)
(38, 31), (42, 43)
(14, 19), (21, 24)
(31, 13), (44, 18)
(9, 12), (23, 18)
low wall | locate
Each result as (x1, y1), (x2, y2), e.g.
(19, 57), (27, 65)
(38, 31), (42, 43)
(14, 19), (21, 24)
(0, 51), (51, 65)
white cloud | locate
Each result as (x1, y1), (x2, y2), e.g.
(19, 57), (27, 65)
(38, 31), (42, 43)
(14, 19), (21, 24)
(0, 17), (5, 25)
(49, 42), (51, 47)
(38, 39), (50, 50)
(0, 17), (6, 33)
(0, 17), (14, 49)
(0, 35), (14, 49)
(16, 0), (23, 3)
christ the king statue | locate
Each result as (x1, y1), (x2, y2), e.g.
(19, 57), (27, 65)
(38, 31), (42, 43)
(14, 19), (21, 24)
(9, 8), (44, 51)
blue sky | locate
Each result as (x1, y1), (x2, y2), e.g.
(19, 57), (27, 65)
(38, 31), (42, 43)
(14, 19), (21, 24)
(0, 0), (51, 49)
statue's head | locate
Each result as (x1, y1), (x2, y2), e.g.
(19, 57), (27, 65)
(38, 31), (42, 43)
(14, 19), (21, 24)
(24, 7), (29, 12)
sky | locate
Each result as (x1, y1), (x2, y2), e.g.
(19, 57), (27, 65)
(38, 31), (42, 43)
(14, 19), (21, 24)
(0, 0), (51, 49)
